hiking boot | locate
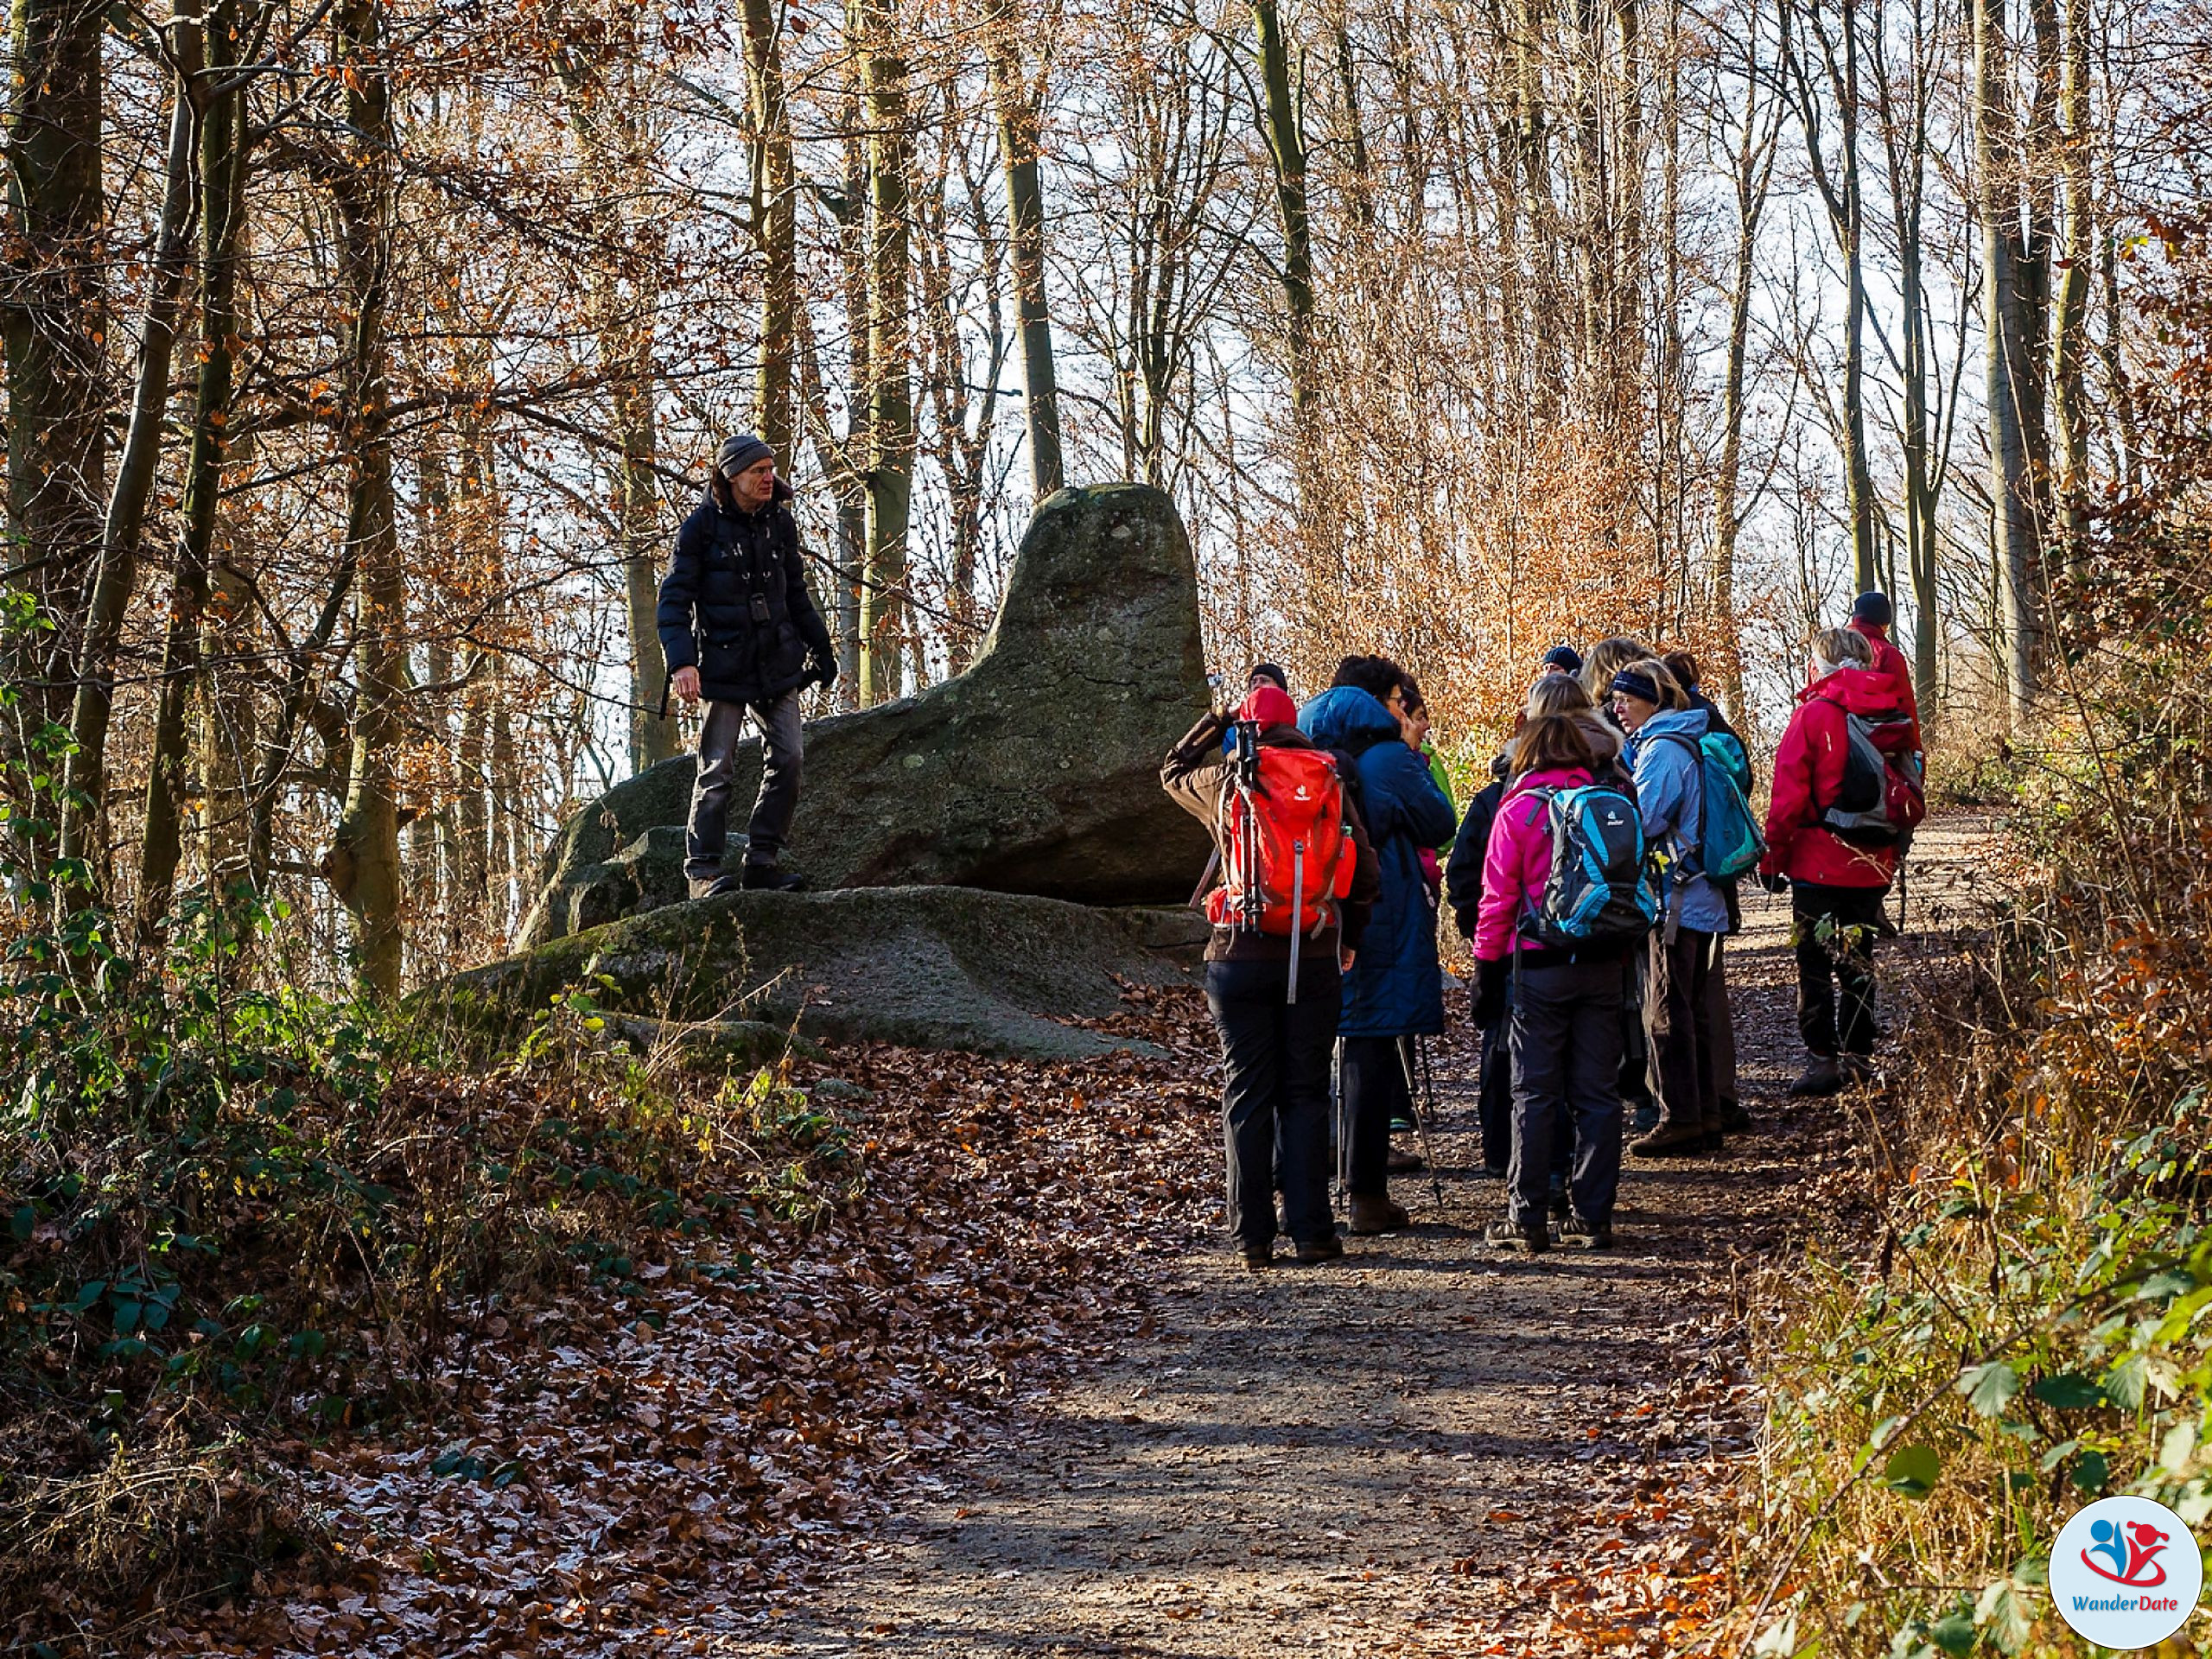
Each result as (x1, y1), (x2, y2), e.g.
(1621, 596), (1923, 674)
(1559, 1215), (1614, 1249)
(1484, 1217), (1551, 1254)
(1388, 1145), (1425, 1173)
(687, 869), (724, 899)
(1700, 1129), (1726, 1155)
(1788, 1056), (1845, 1097)
(1292, 1234), (1345, 1265)
(740, 862), (809, 893)
(1240, 1240), (1273, 1271)
(1839, 1053), (1880, 1087)
(1720, 1098), (1753, 1133)
(1630, 1098), (1661, 1135)
(1629, 1122), (1707, 1158)
(1347, 1194), (1411, 1235)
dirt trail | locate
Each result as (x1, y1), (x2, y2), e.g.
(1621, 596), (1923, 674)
(745, 817), (2003, 1657)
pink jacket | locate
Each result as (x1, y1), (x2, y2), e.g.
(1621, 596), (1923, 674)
(1473, 766), (1591, 962)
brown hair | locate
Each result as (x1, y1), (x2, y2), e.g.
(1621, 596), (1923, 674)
(1525, 674), (1594, 720)
(1510, 713), (1598, 779)
(1813, 626), (1872, 670)
(1661, 650), (1701, 692)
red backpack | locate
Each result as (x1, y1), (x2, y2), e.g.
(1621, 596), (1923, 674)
(1207, 746), (1356, 935)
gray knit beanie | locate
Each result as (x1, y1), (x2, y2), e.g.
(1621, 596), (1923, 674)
(716, 432), (774, 479)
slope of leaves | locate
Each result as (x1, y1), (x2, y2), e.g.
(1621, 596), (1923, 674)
(31, 988), (1217, 1656)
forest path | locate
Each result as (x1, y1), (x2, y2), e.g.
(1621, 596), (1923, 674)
(741, 816), (2004, 1658)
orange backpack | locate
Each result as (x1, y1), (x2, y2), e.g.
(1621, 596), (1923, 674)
(1207, 744), (1356, 936)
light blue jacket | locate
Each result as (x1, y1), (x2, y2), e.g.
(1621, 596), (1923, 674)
(1625, 708), (1732, 937)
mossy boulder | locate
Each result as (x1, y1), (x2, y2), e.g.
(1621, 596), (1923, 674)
(445, 886), (1191, 1061)
(519, 484), (1212, 948)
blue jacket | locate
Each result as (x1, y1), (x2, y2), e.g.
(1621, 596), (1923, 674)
(1624, 708), (1732, 936)
(1297, 687), (1459, 1036)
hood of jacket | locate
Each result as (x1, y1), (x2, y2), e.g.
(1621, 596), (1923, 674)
(1848, 615), (1891, 647)
(1799, 664), (1903, 717)
(1503, 765), (1592, 805)
(1298, 685), (1400, 753)
(1571, 709), (1624, 764)
(1636, 706), (1711, 747)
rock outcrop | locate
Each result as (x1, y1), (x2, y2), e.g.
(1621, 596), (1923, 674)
(449, 886), (1188, 1061)
(519, 484), (1214, 948)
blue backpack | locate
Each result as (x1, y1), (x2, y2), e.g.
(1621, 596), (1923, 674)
(1654, 730), (1765, 883)
(1520, 781), (1659, 950)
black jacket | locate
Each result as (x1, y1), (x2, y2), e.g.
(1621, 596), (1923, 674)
(656, 480), (836, 705)
(1444, 753), (1509, 940)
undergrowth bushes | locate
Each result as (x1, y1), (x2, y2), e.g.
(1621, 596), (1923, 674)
(1740, 555), (2212, 1645)
(0, 873), (855, 1628)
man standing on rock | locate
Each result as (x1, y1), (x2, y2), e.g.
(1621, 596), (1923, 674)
(658, 433), (839, 895)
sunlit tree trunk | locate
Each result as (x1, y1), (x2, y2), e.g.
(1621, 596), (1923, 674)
(1252, 0), (1317, 519)
(856, 0), (914, 704)
(325, 0), (409, 993)
(1974, 0), (2041, 724)
(139, 1), (246, 932)
(984, 2), (1064, 499)
(2049, 0), (2091, 566)
(62, 0), (203, 878)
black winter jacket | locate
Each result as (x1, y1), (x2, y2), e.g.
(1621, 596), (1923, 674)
(1444, 753), (1509, 940)
(656, 480), (836, 706)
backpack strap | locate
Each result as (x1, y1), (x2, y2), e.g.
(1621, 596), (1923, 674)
(1645, 730), (1706, 876)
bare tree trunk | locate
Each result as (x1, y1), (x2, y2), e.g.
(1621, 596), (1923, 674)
(741, 0), (797, 456)
(325, 0), (409, 993)
(138, 1), (245, 931)
(62, 0), (204, 877)
(856, 0), (914, 705)
(2049, 0), (2091, 565)
(1974, 0), (2041, 723)
(984, 2), (1065, 499)
(1252, 0), (1317, 517)
(2, 0), (106, 741)
(1713, 22), (1777, 721)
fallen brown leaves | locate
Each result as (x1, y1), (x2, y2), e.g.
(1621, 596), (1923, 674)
(133, 988), (1222, 1657)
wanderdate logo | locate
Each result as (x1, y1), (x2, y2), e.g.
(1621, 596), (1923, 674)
(2050, 1497), (2202, 1649)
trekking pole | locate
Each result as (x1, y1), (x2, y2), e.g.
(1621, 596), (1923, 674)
(1331, 1037), (1350, 1208)
(1396, 1037), (1450, 1223)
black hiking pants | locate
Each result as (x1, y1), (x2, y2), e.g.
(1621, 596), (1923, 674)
(1338, 1036), (1414, 1198)
(1476, 1008), (1514, 1174)
(1792, 882), (1886, 1057)
(1647, 927), (1719, 1135)
(1508, 957), (1625, 1229)
(685, 691), (804, 880)
(1205, 957), (1342, 1247)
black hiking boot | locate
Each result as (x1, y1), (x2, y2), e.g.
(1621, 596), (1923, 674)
(740, 862), (809, 893)
(1789, 1056), (1845, 1097)
(1559, 1215), (1615, 1249)
(1348, 1194), (1412, 1235)
(1240, 1239), (1274, 1271)
(1484, 1217), (1551, 1255)
(1720, 1098), (1753, 1133)
(1388, 1144), (1425, 1173)
(1292, 1234), (1344, 1265)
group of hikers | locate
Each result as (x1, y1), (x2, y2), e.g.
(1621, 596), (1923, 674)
(652, 428), (1928, 1267)
(1159, 598), (1925, 1266)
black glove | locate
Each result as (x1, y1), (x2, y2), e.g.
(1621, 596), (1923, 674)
(806, 653), (838, 691)
(1758, 871), (1790, 895)
(1471, 958), (1508, 1029)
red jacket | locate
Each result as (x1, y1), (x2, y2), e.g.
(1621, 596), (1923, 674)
(1847, 619), (1923, 753)
(1760, 669), (1902, 889)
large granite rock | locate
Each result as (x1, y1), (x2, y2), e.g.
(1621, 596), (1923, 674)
(520, 484), (1212, 948)
(448, 886), (1189, 1061)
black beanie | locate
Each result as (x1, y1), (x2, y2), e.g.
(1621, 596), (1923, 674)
(1249, 662), (1288, 693)
(716, 432), (774, 479)
(1541, 645), (1584, 676)
(1609, 668), (1661, 705)
(1852, 590), (1894, 628)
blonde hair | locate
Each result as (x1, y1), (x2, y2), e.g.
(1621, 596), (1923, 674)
(1621, 657), (1689, 711)
(1526, 674), (1594, 720)
(1812, 626), (1872, 673)
(1580, 635), (1651, 703)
